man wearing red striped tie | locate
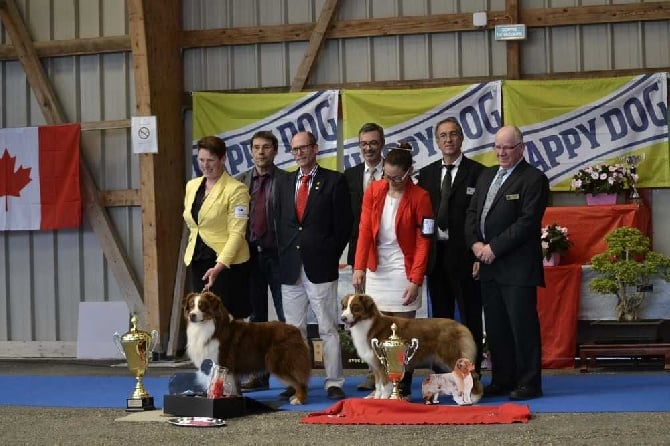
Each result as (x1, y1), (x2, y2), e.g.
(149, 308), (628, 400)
(274, 130), (353, 401)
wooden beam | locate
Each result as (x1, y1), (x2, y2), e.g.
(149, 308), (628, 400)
(0, 3), (666, 61)
(506, 0), (521, 80)
(128, 0), (185, 346)
(0, 341), (77, 358)
(0, 0), (145, 318)
(181, 3), (670, 49)
(101, 189), (141, 207)
(0, 35), (130, 61)
(522, 1), (670, 27)
(182, 67), (670, 105)
(166, 225), (189, 358)
(290, 0), (341, 92)
(80, 119), (131, 131)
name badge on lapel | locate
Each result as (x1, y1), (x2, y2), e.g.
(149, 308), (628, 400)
(505, 194), (520, 200)
(466, 187), (476, 195)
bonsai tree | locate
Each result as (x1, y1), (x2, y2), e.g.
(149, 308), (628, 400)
(590, 226), (670, 321)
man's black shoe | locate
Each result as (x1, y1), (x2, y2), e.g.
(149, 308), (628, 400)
(278, 386), (296, 400)
(483, 383), (512, 397)
(509, 386), (542, 401)
(326, 386), (346, 400)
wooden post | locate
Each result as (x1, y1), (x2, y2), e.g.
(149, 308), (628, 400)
(127, 0), (185, 347)
(506, 0), (521, 80)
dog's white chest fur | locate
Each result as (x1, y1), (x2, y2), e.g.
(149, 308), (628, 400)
(349, 320), (376, 365)
(186, 320), (219, 370)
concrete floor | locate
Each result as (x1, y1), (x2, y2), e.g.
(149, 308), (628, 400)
(1, 359), (670, 445)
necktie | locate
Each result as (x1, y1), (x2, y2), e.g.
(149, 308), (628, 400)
(480, 168), (507, 238)
(366, 167), (376, 190)
(436, 164), (455, 231)
(251, 174), (267, 238)
(295, 174), (310, 222)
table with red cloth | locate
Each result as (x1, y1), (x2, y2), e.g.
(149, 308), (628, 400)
(536, 204), (650, 368)
(541, 204), (651, 265)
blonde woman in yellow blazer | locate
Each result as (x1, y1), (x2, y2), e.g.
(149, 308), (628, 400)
(183, 136), (251, 319)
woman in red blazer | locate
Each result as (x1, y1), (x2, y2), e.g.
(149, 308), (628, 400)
(352, 144), (433, 399)
(352, 145), (434, 315)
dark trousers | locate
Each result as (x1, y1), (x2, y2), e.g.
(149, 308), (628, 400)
(190, 259), (252, 319)
(480, 281), (542, 391)
(249, 247), (285, 322)
(426, 241), (484, 373)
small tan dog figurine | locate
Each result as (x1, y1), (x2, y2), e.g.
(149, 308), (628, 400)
(422, 358), (480, 405)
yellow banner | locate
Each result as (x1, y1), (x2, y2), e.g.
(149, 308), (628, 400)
(503, 74), (670, 190)
(342, 83), (502, 170)
(192, 90), (339, 176)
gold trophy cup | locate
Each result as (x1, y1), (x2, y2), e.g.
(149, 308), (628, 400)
(371, 323), (419, 399)
(113, 315), (159, 411)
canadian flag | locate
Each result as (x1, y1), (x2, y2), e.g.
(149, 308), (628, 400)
(0, 124), (81, 230)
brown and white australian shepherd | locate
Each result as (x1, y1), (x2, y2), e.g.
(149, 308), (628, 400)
(182, 291), (311, 405)
(341, 293), (483, 402)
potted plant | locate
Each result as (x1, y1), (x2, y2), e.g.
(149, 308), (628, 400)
(541, 223), (573, 266)
(589, 226), (670, 321)
(571, 163), (631, 205)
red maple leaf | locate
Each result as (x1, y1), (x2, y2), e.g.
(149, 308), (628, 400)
(0, 148), (32, 211)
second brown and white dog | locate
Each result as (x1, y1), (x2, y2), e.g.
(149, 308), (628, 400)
(183, 291), (311, 405)
(340, 293), (483, 402)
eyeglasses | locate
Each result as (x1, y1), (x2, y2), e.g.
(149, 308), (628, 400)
(384, 170), (410, 183)
(291, 144), (314, 154)
(359, 141), (381, 149)
(494, 142), (523, 151)
(437, 131), (462, 140)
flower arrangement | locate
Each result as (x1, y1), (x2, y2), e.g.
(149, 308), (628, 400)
(570, 163), (630, 195)
(541, 223), (573, 260)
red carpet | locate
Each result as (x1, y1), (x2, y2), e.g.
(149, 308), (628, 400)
(301, 398), (531, 425)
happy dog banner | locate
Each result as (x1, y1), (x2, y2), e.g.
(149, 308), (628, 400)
(502, 73), (669, 190)
(341, 82), (503, 171)
(192, 90), (339, 176)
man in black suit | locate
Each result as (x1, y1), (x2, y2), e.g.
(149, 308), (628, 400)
(417, 117), (485, 373)
(465, 125), (549, 401)
(343, 123), (385, 392)
(344, 122), (385, 268)
(275, 130), (353, 401)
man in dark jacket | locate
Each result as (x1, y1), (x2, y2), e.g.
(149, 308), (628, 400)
(417, 117), (485, 373)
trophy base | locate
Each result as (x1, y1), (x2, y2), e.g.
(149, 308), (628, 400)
(163, 395), (274, 419)
(125, 396), (155, 412)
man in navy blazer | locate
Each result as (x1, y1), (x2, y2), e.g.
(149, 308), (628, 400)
(465, 125), (549, 401)
(275, 130), (353, 401)
(417, 117), (485, 373)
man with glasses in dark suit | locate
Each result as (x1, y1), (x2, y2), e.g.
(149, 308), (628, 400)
(417, 117), (485, 374)
(344, 122), (385, 392)
(465, 125), (549, 401)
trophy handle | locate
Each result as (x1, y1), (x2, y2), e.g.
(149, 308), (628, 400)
(405, 338), (419, 364)
(371, 338), (387, 364)
(112, 332), (126, 359)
